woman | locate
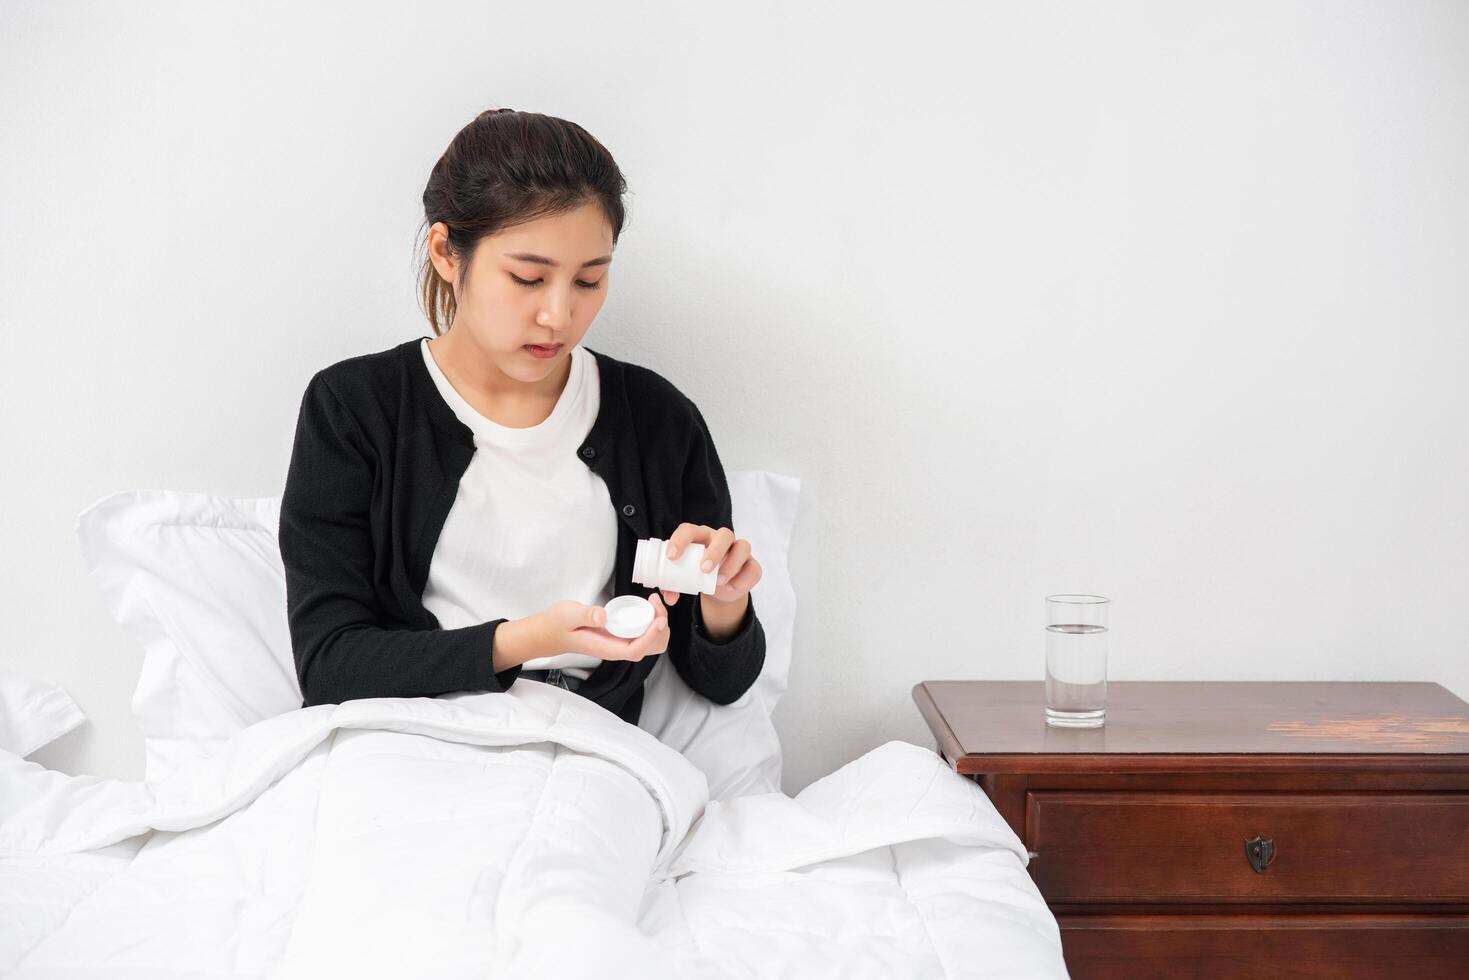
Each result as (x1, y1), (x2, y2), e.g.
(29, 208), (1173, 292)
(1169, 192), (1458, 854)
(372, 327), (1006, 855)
(278, 108), (766, 726)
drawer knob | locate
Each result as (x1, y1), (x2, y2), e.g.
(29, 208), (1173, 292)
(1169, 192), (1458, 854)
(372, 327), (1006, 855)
(1245, 835), (1276, 873)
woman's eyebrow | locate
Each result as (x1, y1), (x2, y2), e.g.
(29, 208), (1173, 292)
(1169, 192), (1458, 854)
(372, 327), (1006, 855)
(503, 252), (612, 269)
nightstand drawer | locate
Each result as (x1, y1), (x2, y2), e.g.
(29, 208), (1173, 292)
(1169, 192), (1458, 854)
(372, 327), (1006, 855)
(1028, 791), (1469, 904)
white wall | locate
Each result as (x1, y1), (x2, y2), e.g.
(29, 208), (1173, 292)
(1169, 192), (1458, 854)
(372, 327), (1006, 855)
(3, 0), (1466, 793)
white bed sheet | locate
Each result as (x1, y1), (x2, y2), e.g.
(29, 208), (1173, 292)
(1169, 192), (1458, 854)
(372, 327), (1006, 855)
(0, 683), (1065, 979)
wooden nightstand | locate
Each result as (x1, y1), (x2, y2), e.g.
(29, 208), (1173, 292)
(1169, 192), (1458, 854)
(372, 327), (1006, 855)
(911, 681), (1469, 979)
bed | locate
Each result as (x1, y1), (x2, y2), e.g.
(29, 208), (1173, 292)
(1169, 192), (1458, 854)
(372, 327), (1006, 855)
(0, 473), (1066, 978)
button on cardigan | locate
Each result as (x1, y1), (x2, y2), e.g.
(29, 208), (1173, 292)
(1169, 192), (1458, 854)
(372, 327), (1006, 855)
(278, 336), (766, 725)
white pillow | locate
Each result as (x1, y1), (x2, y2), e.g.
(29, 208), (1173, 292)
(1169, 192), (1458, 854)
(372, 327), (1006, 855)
(0, 665), (87, 758)
(75, 470), (800, 794)
(75, 491), (296, 781)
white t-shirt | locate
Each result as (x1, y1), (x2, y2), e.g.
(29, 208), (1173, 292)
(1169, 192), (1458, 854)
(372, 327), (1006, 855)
(417, 338), (618, 684)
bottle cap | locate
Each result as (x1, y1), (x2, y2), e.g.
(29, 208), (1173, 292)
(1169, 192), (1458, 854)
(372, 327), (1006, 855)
(602, 594), (655, 639)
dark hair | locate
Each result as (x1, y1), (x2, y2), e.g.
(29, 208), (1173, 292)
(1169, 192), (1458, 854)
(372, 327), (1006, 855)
(416, 107), (630, 336)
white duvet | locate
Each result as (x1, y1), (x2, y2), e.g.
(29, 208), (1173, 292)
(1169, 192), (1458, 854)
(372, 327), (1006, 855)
(0, 683), (1065, 979)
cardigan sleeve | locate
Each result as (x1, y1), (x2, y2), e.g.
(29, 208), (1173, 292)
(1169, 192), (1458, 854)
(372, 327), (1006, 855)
(279, 373), (523, 707)
(666, 400), (767, 706)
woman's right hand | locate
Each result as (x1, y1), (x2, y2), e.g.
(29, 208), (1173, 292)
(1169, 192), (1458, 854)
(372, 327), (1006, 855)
(529, 595), (670, 664)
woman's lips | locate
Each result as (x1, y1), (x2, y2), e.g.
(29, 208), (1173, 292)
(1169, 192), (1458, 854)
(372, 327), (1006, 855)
(524, 343), (562, 359)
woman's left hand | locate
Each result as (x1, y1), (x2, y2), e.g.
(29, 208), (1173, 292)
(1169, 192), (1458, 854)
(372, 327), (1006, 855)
(660, 523), (762, 606)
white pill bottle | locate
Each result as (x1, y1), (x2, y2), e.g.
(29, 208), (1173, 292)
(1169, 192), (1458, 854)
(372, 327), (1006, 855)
(632, 537), (719, 595)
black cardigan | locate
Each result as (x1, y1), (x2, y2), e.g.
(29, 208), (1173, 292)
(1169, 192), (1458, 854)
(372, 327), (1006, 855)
(278, 336), (766, 725)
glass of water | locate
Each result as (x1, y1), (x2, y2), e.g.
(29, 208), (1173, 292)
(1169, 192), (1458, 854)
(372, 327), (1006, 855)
(1045, 594), (1109, 728)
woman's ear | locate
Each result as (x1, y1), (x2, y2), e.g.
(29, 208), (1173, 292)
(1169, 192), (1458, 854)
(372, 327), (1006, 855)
(427, 222), (459, 284)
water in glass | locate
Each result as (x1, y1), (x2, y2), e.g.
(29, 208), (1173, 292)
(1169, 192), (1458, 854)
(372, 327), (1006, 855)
(1045, 622), (1107, 727)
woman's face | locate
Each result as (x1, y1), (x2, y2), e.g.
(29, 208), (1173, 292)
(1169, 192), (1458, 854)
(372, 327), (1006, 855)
(429, 200), (613, 385)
